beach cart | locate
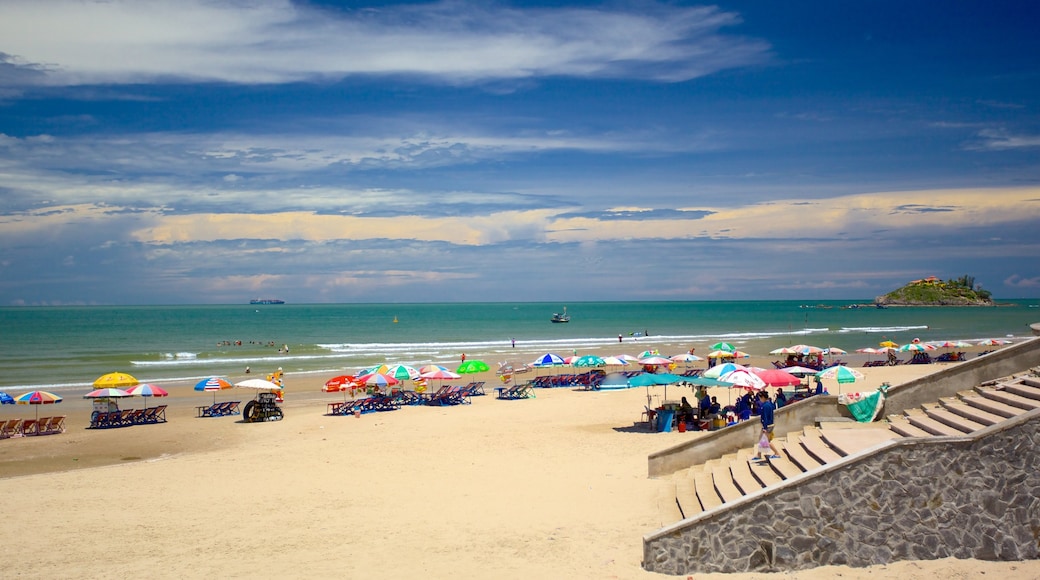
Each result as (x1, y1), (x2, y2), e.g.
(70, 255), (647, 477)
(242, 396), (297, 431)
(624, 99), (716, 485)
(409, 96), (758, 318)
(242, 392), (284, 423)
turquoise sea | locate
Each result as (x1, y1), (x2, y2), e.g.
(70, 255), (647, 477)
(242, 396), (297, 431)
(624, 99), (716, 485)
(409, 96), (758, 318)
(1, 300), (1037, 392)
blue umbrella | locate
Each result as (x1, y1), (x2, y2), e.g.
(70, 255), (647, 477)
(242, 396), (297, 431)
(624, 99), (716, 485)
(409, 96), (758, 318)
(531, 353), (565, 367)
(0, 391), (14, 405)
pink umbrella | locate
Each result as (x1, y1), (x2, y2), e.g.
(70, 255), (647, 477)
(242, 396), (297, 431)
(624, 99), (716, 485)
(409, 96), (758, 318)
(124, 384), (169, 398)
(752, 368), (802, 387)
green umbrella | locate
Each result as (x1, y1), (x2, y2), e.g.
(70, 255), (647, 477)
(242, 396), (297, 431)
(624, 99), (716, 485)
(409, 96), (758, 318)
(816, 365), (864, 384)
(572, 355), (606, 368)
(710, 342), (736, 352)
(456, 360), (490, 374)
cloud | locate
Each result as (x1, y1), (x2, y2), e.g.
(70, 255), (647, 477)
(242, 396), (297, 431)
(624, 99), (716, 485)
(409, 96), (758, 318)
(1004, 274), (1040, 289)
(0, 0), (770, 87)
(968, 128), (1040, 150)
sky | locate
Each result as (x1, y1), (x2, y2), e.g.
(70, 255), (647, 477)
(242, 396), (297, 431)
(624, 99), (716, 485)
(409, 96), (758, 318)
(1, 0), (1038, 305)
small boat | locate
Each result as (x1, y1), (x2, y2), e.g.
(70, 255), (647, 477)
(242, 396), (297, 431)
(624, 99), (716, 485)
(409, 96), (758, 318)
(550, 307), (570, 323)
(250, 299), (285, 305)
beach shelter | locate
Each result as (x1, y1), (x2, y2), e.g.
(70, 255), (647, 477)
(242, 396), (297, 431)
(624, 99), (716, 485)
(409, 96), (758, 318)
(0, 391), (14, 405)
(124, 384), (169, 402)
(531, 353), (566, 367)
(572, 355), (606, 368)
(195, 376), (233, 403)
(456, 360), (490, 374)
(93, 372), (139, 389)
(384, 365), (421, 381)
(702, 362), (745, 379)
(83, 388), (132, 399)
(816, 366), (864, 393)
(752, 368), (802, 387)
(15, 390), (63, 422)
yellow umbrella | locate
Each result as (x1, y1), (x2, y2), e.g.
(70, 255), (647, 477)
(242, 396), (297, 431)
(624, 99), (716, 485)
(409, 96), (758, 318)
(879, 340), (898, 348)
(93, 372), (139, 388)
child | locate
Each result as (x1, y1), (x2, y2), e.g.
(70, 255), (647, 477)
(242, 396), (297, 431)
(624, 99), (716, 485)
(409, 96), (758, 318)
(754, 390), (782, 462)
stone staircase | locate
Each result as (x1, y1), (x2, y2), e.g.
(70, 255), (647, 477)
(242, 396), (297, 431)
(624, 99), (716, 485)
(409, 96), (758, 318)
(662, 373), (1040, 521)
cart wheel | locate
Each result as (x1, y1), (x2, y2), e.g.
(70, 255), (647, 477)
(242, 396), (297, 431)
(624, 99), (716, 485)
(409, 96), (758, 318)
(242, 400), (257, 423)
(271, 408), (283, 421)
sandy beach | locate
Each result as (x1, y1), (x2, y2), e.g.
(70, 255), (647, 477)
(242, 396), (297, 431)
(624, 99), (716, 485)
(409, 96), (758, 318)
(2, 350), (1038, 579)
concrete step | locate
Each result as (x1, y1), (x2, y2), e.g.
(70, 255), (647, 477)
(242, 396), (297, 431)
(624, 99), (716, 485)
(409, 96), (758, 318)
(659, 480), (685, 524)
(798, 427), (844, 463)
(1020, 376), (1040, 389)
(819, 426), (901, 455)
(939, 399), (1005, 426)
(694, 471), (723, 511)
(1003, 381), (1040, 402)
(905, 412), (965, 436)
(674, 474), (701, 520)
(977, 386), (1040, 412)
(886, 415), (933, 438)
(923, 406), (988, 434)
(768, 441), (806, 479)
(730, 459), (766, 495)
(783, 433), (826, 471)
(961, 393), (1028, 418)
(747, 457), (784, 486)
(711, 464), (744, 504)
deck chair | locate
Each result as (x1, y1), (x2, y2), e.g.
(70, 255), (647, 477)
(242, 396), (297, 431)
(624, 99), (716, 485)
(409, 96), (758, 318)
(21, 418), (39, 436)
(0, 419), (22, 438)
(143, 405), (167, 423)
(43, 416), (66, 434)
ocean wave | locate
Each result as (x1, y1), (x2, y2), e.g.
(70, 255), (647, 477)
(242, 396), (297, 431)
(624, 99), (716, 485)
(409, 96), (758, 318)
(837, 325), (930, 333)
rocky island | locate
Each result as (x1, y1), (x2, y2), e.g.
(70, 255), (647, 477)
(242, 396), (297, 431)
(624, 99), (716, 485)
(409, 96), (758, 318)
(875, 275), (994, 306)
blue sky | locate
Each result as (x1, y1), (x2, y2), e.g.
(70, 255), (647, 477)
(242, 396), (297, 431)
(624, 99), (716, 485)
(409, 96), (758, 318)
(1, 0), (1038, 305)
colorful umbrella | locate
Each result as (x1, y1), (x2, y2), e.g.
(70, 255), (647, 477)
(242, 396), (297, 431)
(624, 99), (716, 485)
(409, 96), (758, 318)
(706, 350), (737, 358)
(420, 369), (461, 380)
(456, 360), (490, 374)
(898, 342), (936, 352)
(638, 356), (673, 366)
(752, 368), (802, 387)
(977, 339), (1010, 346)
(195, 376), (233, 403)
(856, 347), (879, 354)
(419, 364), (450, 374)
(702, 362), (746, 379)
(719, 368), (766, 390)
(780, 365), (824, 376)
(356, 373), (399, 390)
(124, 384), (169, 398)
(15, 390), (63, 421)
(572, 355), (606, 368)
(816, 365), (864, 384)
(384, 365), (421, 381)
(710, 342), (736, 352)
(323, 375), (357, 392)
(825, 347), (848, 355)
(615, 354), (641, 362)
(531, 353), (566, 367)
(601, 356), (629, 367)
(670, 353), (703, 363)
(93, 372), (139, 388)
(769, 346), (802, 355)
(84, 388), (133, 399)
(638, 350), (661, 358)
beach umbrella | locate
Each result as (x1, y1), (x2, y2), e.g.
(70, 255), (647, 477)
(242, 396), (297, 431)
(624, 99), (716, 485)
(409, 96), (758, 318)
(898, 342), (936, 352)
(879, 340), (899, 348)
(124, 384), (169, 399)
(825, 347), (848, 355)
(236, 378), (283, 390)
(419, 364), (450, 375)
(0, 391), (14, 405)
(719, 369), (766, 390)
(710, 342), (735, 352)
(531, 353), (566, 367)
(770, 346), (802, 355)
(456, 360), (490, 374)
(703, 362), (746, 379)
(816, 365), (864, 384)
(601, 356), (629, 368)
(93, 372), (139, 389)
(752, 368), (802, 387)
(15, 390), (63, 422)
(856, 347), (879, 354)
(357, 364), (389, 377)
(356, 373), (399, 392)
(780, 365), (822, 376)
(796, 345), (825, 355)
(195, 376), (233, 403)
(670, 353), (702, 363)
(638, 350), (661, 358)
(419, 368), (461, 390)
(638, 356), (673, 366)
(83, 388), (133, 399)
(323, 375), (356, 391)
(977, 339), (1010, 346)
(572, 355), (606, 368)
(615, 354), (641, 362)
(384, 365), (421, 381)
(729, 350), (751, 359)
(706, 350), (736, 359)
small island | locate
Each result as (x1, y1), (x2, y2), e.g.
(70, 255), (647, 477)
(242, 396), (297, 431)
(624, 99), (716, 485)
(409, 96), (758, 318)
(875, 275), (994, 306)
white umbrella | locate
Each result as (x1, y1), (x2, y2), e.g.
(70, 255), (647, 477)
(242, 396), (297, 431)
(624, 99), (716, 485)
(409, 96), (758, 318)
(235, 378), (281, 390)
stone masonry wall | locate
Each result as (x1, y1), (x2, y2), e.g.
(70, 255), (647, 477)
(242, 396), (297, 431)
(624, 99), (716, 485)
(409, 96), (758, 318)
(643, 415), (1040, 574)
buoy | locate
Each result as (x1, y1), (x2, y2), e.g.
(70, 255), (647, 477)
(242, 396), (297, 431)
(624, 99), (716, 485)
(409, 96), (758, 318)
(393, 316), (398, 323)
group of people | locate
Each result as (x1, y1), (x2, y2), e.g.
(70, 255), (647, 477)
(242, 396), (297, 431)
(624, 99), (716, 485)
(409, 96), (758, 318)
(675, 383), (805, 434)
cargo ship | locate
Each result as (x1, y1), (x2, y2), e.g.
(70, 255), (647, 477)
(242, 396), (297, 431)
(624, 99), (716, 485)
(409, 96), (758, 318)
(249, 298), (285, 305)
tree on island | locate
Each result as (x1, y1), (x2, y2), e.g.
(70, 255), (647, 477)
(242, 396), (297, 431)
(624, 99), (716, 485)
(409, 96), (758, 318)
(875, 275), (993, 306)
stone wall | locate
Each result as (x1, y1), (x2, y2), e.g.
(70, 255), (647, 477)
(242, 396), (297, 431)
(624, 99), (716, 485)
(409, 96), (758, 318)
(643, 411), (1040, 574)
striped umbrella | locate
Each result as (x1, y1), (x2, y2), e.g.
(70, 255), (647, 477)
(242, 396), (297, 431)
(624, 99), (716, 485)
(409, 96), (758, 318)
(84, 388), (133, 399)
(124, 384), (169, 398)
(194, 376), (233, 403)
(816, 365), (864, 384)
(572, 355), (606, 368)
(15, 390), (63, 421)
(531, 353), (566, 367)
(384, 365), (421, 381)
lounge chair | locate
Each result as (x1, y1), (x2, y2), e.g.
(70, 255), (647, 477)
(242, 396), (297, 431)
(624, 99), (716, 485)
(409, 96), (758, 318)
(142, 405), (167, 424)
(0, 418), (23, 438)
(20, 418), (39, 436)
(43, 415), (66, 434)
(496, 383), (533, 400)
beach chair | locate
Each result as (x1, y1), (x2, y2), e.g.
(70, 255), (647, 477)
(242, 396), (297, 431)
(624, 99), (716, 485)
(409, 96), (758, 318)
(0, 419), (22, 438)
(42, 415), (66, 434)
(21, 418), (39, 436)
(125, 409), (146, 425)
(225, 401), (241, 416)
(142, 405), (167, 424)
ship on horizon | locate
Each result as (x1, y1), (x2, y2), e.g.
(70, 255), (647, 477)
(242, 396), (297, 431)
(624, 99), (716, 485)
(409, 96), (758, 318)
(250, 298), (285, 305)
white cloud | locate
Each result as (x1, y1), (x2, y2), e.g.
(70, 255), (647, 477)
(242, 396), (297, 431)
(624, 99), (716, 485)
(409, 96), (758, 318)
(969, 128), (1040, 150)
(0, 0), (769, 87)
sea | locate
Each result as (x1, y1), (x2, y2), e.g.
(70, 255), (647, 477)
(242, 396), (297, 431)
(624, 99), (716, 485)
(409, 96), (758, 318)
(1, 300), (1037, 393)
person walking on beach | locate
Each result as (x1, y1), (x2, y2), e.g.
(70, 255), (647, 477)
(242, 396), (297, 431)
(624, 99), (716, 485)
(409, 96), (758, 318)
(461, 353), (466, 363)
(754, 390), (782, 462)
(511, 338), (515, 348)
(618, 334), (623, 343)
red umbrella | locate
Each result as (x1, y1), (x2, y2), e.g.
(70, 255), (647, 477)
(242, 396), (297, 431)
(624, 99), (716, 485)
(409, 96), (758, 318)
(752, 368), (802, 387)
(323, 375), (357, 392)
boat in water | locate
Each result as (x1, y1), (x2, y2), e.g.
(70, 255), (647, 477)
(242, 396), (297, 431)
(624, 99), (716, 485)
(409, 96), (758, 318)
(250, 299), (285, 305)
(550, 307), (570, 323)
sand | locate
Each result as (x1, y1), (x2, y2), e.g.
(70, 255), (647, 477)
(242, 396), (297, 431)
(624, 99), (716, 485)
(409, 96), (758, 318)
(1, 352), (1038, 579)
